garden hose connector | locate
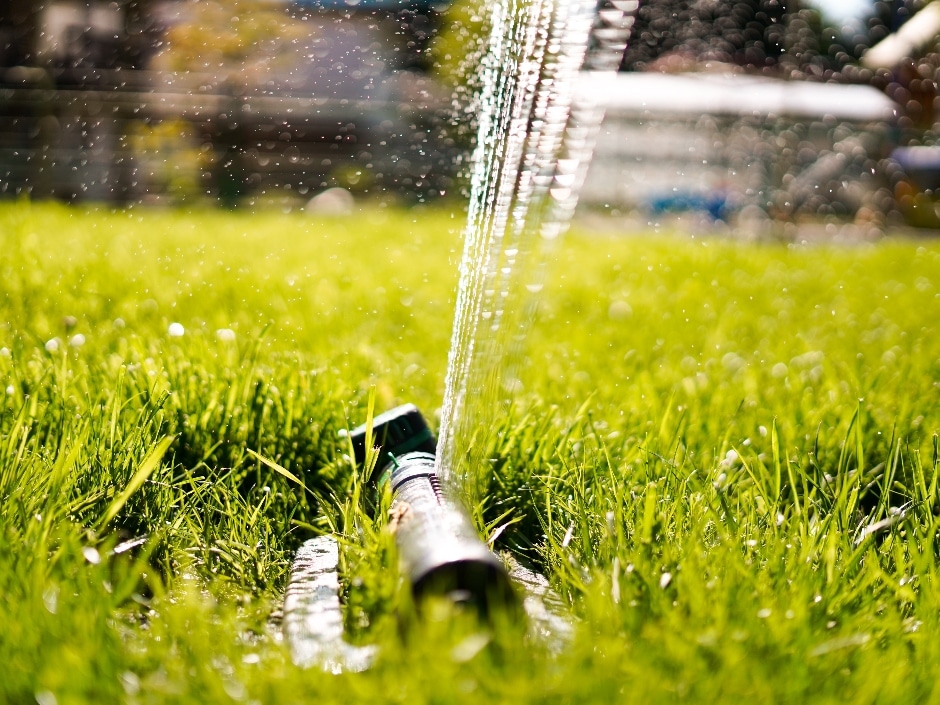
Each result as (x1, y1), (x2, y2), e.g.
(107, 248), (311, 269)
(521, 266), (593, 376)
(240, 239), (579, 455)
(344, 405), (517, 615)
(343, 404), (437, 486)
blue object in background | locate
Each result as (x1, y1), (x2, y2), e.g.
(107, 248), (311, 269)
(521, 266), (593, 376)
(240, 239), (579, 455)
(647, 191), (731, 221)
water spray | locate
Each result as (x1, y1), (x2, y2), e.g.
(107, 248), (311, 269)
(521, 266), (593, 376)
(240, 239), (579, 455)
(282, 0), (639, 671)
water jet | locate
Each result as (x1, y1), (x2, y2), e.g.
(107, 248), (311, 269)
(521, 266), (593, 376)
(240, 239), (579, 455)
(284, 0), (639, 669)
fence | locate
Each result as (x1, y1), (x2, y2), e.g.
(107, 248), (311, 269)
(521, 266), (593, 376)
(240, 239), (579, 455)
(578, 72), (902, 225)
(0, 68), (457, 205)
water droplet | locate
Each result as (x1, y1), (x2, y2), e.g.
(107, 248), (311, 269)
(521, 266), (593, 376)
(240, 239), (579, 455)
(35, 691), (57, 705)
(168, 322), (185, 337)
(42, 585), (59, 615)
(608, 300), (632, 320)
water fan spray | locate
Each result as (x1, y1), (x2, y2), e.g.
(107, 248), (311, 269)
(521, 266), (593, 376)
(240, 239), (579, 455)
(282, 0), (638, 671)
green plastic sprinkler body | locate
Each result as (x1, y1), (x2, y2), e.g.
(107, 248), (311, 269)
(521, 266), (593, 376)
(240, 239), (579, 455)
(345, 405), (517, 614)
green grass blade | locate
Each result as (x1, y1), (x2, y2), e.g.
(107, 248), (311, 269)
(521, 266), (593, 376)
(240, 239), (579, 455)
(98, 435), (175, 529)
(246, 447), (308, 491)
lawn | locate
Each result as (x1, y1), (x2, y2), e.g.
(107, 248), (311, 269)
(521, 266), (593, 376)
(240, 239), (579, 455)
(2, 201), (940, 703)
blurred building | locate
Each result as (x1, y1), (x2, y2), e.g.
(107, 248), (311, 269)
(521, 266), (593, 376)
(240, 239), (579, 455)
(578, 71), (898, 228)
(0, 1), (165, 71)
(0, 1), (164, 201)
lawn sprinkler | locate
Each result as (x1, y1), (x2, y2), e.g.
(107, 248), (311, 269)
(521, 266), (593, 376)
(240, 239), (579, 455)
(345, 404), (517, 614)
(281, 0), (638, 670)
(282, 404), (570, 672)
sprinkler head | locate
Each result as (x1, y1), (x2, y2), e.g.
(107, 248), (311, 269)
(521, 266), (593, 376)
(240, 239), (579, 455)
(342, 403), (437, 485)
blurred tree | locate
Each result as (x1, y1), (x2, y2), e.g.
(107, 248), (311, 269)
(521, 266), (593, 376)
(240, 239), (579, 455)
(151, 0), (310, 82)
(620, 0), (790, 71)
(428, 0), (488, 149)
(804, 0), (928, 75)
(616, 0), (928, 81)
(875, 0), (929, 32)
(865, 1), (940, 129)
(431, 0), (487, 86)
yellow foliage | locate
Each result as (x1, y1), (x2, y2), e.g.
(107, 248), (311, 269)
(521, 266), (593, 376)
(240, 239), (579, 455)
(156, 0), (311, 75)
(430, 0), (489, 88)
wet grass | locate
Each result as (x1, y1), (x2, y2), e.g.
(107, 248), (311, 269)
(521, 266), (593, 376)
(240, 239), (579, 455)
(2, 200), (940, 703)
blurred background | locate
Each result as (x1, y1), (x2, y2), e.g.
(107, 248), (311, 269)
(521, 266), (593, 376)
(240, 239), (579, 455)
(3, 0), (940, 230)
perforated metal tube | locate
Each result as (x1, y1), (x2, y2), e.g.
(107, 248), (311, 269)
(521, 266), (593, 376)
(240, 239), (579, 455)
(388, 452), (516, 611)
(346, 406), (517, 614)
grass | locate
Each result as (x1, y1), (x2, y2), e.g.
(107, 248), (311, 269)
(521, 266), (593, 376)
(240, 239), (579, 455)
(1, 200), (940, 703)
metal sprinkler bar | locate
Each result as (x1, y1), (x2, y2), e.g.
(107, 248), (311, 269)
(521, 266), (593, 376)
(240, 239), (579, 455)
(346, 404), (517, 613)
(281, 405), (571, 672)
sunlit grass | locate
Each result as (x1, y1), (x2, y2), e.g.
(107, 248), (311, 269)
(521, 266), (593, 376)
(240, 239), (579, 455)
(1, 201), (939, 703)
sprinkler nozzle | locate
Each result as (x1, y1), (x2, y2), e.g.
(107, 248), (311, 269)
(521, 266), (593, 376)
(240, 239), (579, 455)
(342, 403), (436, 485)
